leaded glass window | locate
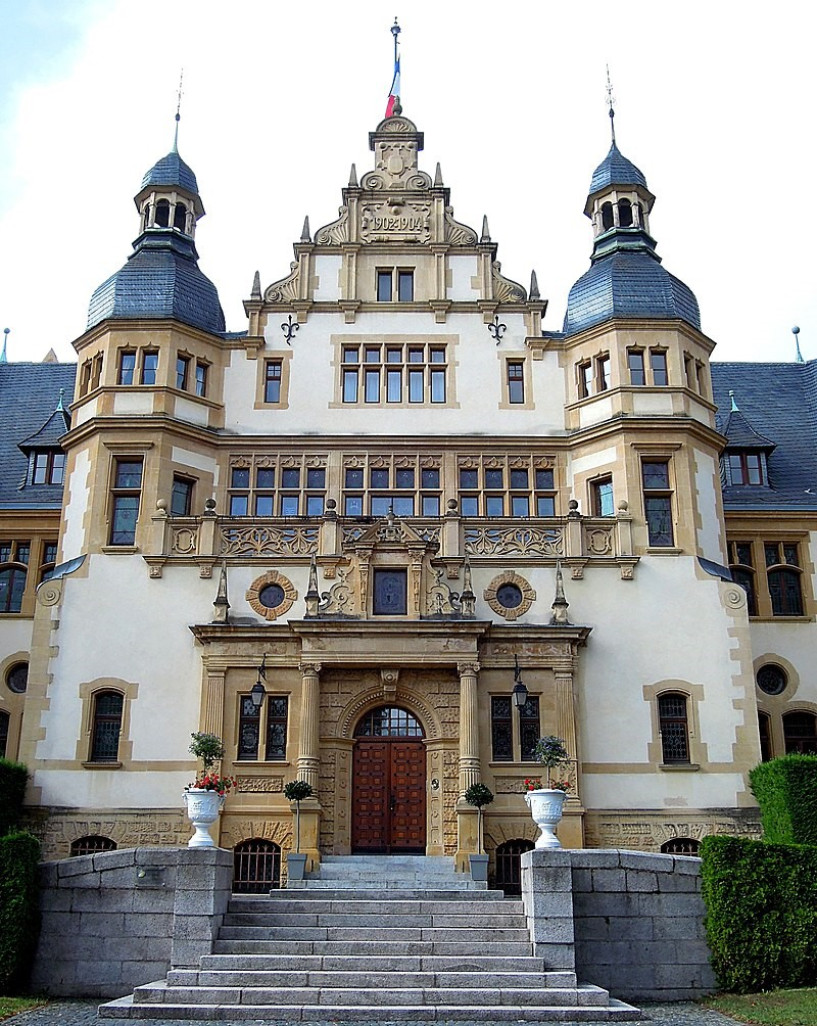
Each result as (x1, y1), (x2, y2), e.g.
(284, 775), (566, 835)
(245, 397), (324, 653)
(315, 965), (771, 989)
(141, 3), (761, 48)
(519, 696), (540, 761)
(658, 693), (689, 764)
(491, 696), (513, 761)
(354, 707), (424, 738)
(90, 692), (123, 762)
(266, 697), (289, 760)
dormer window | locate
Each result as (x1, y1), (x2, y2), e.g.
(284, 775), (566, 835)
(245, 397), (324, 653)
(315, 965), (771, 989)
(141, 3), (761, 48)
(727, 452), (765, 486)
(31, 451), (65, 486)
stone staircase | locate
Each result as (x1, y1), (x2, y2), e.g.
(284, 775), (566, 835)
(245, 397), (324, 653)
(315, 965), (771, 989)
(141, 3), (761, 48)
(100, 855), (640, 1021)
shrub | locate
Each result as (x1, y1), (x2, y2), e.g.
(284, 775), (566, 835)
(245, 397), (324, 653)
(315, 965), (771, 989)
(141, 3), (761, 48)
(749, 754), (817, 845)
(0, 761), (28, 837)
(700, 835), (817, 992)
(189, 732), (225, 770)
(0, 832), (41, 994)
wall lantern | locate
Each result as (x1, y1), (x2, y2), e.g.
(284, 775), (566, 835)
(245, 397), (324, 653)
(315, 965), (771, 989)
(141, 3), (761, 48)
(512, 654), (528, 710)
(251, 654), (267, 709)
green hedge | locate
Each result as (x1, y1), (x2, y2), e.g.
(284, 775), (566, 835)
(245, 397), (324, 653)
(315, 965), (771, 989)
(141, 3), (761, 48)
(749, 754), (817, 845)
(700, 835), (817, 992)
(0, 761), (28, 837)
(0, 832), (41, 995)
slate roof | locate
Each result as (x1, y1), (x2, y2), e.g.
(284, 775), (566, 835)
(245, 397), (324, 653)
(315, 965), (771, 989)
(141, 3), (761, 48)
(87, 230), (226, 335)
(563, 249), (701, 335)
(588, 143), (648, 195)
(140, 150), (199, 195)
(711, 361), (817, 511)
(0, 362), (76, 509)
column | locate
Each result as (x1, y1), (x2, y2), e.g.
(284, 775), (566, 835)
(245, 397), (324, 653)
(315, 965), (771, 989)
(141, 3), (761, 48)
(456, 660), (481, 872)
(457, 661), (481, 795)
(297, 662), (322, 789)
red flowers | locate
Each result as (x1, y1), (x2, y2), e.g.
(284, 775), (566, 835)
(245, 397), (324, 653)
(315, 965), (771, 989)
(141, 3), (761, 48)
(188, 773), (238, 795)
(524, 777), (541, 791)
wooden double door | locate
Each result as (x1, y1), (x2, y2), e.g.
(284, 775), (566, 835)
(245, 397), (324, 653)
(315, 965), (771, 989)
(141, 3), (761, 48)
(352, 739), (427, 853)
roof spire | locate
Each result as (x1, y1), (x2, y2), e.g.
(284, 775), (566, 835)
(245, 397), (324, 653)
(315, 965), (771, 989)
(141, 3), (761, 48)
(793, 325), (804, 364)
(729, 389), (739, 412)
(0, 328), (8, 364)
(605, 65), (616, 145)
(57, 387), (65, 412)
(173, 69), (184, 153)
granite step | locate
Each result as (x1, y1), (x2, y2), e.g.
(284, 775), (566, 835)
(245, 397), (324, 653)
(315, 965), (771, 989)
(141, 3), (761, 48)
(211, 938), (537, 956)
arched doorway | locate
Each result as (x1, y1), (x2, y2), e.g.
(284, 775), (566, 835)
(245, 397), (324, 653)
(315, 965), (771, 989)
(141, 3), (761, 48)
(352, 706), (426, 854)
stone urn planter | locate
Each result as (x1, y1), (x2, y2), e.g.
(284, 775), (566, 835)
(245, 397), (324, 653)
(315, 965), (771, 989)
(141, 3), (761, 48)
(525, 788), (567, 849)
(287, 852), (308, 883)
(183, 789), (224, 848)
(469, 853), (489, 882)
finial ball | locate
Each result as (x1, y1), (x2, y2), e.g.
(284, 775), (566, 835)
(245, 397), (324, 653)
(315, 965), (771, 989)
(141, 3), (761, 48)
(792, 326), (800, 334)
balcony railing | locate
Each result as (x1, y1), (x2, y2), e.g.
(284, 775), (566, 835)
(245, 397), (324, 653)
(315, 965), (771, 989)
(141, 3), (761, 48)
(147, 506), (638, 580)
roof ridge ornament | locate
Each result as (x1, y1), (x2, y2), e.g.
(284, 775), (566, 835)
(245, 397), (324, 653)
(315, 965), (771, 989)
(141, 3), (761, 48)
(793, 325), (804, 364)
(1, 327), (8, 364)
(173, 68), (184, 154)
(605, 64), (616, 145)
(729, 390), (739, 412)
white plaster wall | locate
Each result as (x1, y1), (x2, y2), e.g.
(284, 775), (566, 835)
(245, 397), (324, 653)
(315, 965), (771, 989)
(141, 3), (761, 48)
(0, 619), (34, 670)
(113, 392), (153, 416)
(750, 621), (817, 706)
(448, 255), (479, 300)
(173, 395), (210, 427)
(226, 308), (568, 436)
(468, 555), (754, 811)
(32, 556), (218, 808)
(578, 396), (614, 429)
(313, 255), (342, 301)
(72, 396), (99, 427)
(61, 448), (91, 561)
(632, 393), (674, 416)
(170, 447), (219, 486)
(694, 449), (725, 562)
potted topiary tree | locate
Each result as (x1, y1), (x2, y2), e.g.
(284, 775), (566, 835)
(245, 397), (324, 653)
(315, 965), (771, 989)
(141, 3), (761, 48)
(464, 782), (494, 882)
(525, 735), (571, 849)
(185, 733), (237, 848)
(284, 779), (314, 882)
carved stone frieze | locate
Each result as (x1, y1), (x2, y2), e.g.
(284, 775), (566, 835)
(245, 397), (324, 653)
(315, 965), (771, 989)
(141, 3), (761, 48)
(264, 262), (300, 304)
(465, 525), (564, 558)
(360, 200), (431, 243)
(220, 525), (319, 557)
(427, 567), (461, 616)
(584, 809), (762, 851)
(235, 775), (285, 793)
(318, 567), (358, 617)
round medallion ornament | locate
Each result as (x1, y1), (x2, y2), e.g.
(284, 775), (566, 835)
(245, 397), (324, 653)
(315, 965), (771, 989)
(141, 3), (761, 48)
(756, 664), (787, 696)
(246, 571), (297, 622)
(483, 572), (536, 621)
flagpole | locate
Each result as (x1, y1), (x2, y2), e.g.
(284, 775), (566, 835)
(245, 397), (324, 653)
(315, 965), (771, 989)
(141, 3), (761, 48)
(386, 18), (401, 118)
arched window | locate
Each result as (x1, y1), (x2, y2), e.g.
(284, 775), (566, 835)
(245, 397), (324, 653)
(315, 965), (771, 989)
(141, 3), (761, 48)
(618, 198), (633, 227)
(0, 566), (26, 612)
(354, 706), (424, 737)
(70, 836), (117, 857)
(6, 662), (28, 694)
(154, 200), (170, 228)
(658, 693), (689, 764)
(635, 203), (644, 227)
(0, 711), (8, 759)
(660, 837), (700, 855)
(233, 839), (282, 893)
(495, 838), (535, 895)
(90, 691), (124, 762)
(601, 201), (614, 231)
(173, 203), (187, 232)
(758, 711), (773, 761)
(783, 711), (817, 754)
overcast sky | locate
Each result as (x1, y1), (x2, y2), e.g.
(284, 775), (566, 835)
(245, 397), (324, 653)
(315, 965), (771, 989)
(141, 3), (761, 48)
(0, 1), (813, 366)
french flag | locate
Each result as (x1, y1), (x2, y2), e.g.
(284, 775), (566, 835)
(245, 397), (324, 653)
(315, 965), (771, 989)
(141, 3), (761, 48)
(386, 56), (400, 118)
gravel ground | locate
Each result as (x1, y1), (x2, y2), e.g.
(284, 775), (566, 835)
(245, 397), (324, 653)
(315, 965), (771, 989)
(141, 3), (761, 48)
(3, 1000), (742, 1026)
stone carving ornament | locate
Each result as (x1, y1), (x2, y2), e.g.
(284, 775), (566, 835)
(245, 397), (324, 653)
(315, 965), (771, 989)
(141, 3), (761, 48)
(246, 570), (298, 621)
(484, 571), (536, 621)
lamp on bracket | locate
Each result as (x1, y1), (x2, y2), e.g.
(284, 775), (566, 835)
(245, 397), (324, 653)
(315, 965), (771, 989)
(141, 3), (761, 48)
(511, 654), (528, 710)
(251, 654), (267, 709)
